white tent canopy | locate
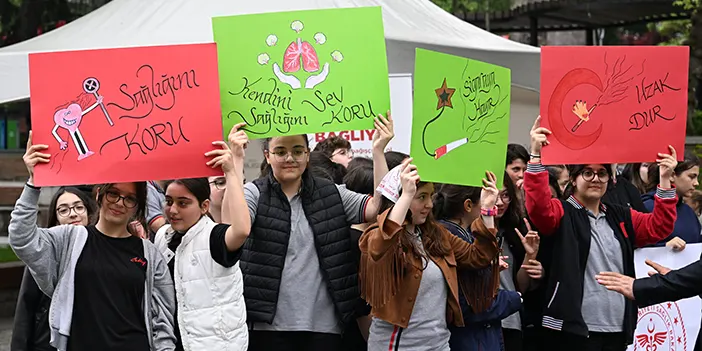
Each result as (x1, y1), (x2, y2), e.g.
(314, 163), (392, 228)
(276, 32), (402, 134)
(0, 0), (540, 104)
(0, 0), (541, 150)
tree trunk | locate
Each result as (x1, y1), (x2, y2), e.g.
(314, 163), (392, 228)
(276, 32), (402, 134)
(687, 2), (702, 135)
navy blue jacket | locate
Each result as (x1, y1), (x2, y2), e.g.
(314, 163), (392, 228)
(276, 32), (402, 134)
(439, 220), (523, 351)
(643, 191), (701, 246)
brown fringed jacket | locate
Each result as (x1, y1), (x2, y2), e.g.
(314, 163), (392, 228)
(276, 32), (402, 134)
(359, 208), (499, 329)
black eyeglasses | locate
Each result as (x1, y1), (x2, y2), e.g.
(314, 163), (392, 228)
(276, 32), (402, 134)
(209, 177), (226, 190)
(56, 203), (87, 217)
(266, 148), (308, 162)
(105, 190), (138, 209)
(581, 169), (610, 183)
(498, 190), (511, 203)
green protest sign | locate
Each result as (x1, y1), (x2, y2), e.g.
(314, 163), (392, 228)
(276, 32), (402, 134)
(410, 48), (511, 187)
(212, 7), (390, 139)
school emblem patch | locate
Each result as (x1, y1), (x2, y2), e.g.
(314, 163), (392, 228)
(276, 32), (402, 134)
(634, 302), (687, 351)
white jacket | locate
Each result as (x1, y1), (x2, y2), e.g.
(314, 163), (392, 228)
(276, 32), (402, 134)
(154, 216), (248, 351)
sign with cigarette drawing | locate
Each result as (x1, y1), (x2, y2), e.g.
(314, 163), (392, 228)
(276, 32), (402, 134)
(410, 48), (511, 187)
(540, 46), (688, 164)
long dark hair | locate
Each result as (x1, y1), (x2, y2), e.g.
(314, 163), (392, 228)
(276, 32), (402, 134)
(46, 187), (98, 227)
(164, 178), (211, 206)
(622, 163), (648, 194)
(378, 182), (450, 261)
(164, 178), (212, 223)
(95, 182), (148, 234)
(498, 172), (522, 230)
(547, 166), (565, 199)
(309, 150), (346, 184)
(432, 184), (482, 222)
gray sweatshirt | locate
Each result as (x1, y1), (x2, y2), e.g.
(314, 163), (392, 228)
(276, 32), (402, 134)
(9, 185), (177, 351)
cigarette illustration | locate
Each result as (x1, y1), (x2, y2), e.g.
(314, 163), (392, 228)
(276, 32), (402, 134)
(434, 138), (469, 159)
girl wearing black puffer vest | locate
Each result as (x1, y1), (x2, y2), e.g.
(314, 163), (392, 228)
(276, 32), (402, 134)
(239, 113), (393, 351)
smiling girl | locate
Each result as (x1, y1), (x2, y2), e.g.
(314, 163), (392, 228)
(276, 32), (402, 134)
(12, 187), (97, 351)
(360, 162), (500, 351)
(153, 123), (251, 351)
(525, 116), (678, 351)
(241, 113), (393, 351)
(10, 131), (177, 351)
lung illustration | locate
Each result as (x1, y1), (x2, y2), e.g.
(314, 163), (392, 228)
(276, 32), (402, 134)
(283, 38), (320, 73)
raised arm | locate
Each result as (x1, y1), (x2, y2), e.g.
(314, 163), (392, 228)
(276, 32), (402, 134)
(525, 117), (564, 235)
(207, 123), (251, 252)
(451, 171), (500, 268)
(10, 132), (73, 296)
(360, 158), (415, 260)
(365, 111), (393, 222)
(631, 146), (678, 247)
(449, 218), (498, 269)
(80, 96), (101, 116)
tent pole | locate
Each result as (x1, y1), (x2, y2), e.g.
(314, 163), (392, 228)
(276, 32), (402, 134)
(529, 16), (538, 46)
(485, 0), (490, 31)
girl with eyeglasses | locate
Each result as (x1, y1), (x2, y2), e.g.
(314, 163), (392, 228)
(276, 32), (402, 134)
(10, 131), (176, 351)
(153, 124), (251, 351)
(12, 187), (97, 351)
(208, 176), (227, 223)
(242, 113), (393, 351)
(525, 117), (678, 351)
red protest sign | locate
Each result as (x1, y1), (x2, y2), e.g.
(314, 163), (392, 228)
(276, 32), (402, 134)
(29, 44), (223, 186)
(540, 46), (688, 165)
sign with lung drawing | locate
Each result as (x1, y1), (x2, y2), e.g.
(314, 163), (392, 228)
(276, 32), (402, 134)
(212, 7), (391, 139)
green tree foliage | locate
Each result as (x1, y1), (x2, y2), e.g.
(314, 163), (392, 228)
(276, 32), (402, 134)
(431, 0), (512, 14)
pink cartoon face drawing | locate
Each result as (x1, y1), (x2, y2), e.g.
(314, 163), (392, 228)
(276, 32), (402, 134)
(53, 103), (83, 134)
(51, 95), (103, 161)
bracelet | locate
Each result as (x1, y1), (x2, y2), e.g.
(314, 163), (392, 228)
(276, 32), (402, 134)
(530, 153), (541, 159)
(481, 206), (498, 217)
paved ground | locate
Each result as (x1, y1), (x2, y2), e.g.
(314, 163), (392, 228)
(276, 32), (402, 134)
(0, 317), (11, 351)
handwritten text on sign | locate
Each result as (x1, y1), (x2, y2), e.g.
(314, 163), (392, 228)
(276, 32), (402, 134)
(410, 48), (511, 188)
(213, 7), (391, 139)
(28, 44), (223, 186)
(540, 46), (689, 165)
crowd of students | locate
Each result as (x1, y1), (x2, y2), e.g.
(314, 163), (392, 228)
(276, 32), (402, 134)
(7, 113), (699, 351)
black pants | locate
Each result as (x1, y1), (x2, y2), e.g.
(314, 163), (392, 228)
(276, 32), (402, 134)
(502, 328), (523, 351)
(249, 330), (343, 351)
(522, 325), (541, 351)
(540, 329), (627, 351)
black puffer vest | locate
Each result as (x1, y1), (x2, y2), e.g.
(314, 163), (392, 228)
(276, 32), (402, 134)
(241, 171), (359, 326)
